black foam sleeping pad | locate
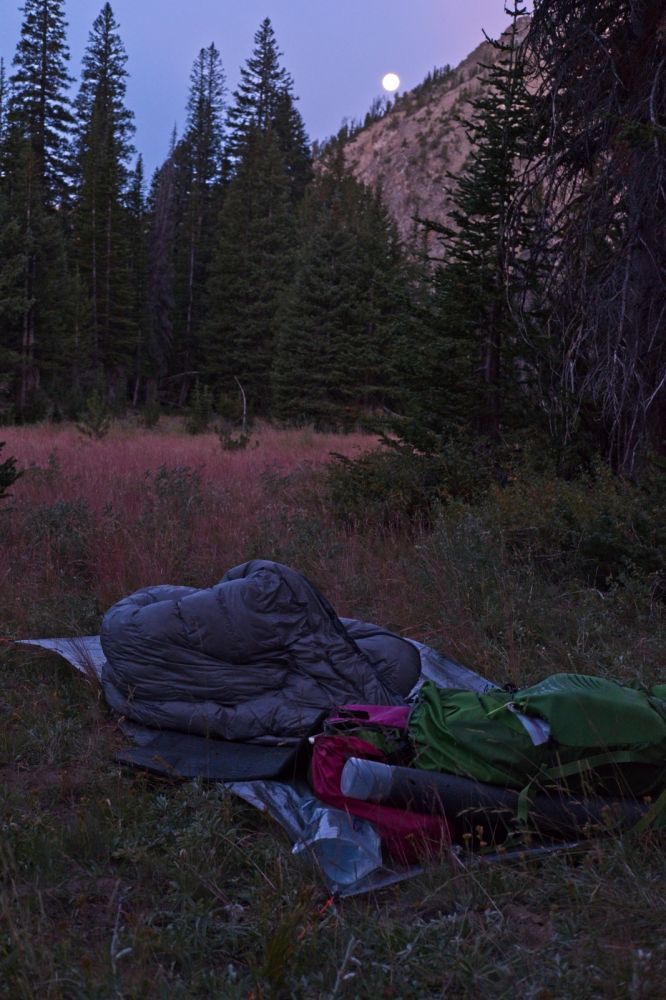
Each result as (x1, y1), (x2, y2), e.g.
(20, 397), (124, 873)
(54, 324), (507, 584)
(115, 731), (307, 782)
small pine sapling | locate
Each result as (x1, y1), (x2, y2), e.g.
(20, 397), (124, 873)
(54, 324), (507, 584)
(185, 383), (213, 434)
(0, 441), (21, 502)
(77, 390), (112, 439)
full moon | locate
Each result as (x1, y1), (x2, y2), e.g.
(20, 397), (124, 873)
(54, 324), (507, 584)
(382, 72), (400, 93)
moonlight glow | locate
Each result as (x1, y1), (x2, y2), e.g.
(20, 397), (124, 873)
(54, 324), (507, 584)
(382, 72), (400, 92)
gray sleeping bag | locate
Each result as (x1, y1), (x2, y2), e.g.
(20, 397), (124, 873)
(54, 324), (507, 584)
(101, 560), (421, 740)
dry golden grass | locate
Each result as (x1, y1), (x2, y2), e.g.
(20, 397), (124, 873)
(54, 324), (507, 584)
(0, 421), (381, 631)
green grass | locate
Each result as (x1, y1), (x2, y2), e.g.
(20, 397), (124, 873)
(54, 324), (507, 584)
(1, 424), (665, 997)
(2, 651), (664, 999)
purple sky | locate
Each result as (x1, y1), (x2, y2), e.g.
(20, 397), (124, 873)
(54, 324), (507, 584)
(2, 1), (522, 175)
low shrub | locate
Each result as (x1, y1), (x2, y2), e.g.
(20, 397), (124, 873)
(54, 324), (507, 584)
(328, 435), (666, 594)
(326, 434), (510, 527)
(219, 429), (252, 452)
(0, 440), (21, 502)
(77, 390), (112, 440)
(23, 499), (94, 583)
(139, 464), (204, 534)
(473, 463), (666, 590)
(185, 384), (214, 435)
(326, 447), (446, 527)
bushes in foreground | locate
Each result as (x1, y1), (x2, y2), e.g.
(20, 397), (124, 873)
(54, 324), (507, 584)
(0, 441), (20, 502)
(327, 442), (666, 594)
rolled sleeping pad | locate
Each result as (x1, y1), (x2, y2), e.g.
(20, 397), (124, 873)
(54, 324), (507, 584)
(340, 758), (650, 840)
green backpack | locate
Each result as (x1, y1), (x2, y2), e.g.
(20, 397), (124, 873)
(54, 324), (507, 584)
(410, 674), (666, 826)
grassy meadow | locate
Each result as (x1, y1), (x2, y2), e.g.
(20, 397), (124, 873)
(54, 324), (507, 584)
(1, 420), (665, 998)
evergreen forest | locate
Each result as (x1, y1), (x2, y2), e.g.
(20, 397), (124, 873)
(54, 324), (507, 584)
(0, 0), (664, 481)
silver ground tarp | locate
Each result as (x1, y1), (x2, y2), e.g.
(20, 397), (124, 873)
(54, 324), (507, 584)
(16, 635), (495, 895)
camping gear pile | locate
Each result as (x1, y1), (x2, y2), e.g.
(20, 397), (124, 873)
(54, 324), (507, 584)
(312, 677), (666, 861)
(19, 560), (666, 894)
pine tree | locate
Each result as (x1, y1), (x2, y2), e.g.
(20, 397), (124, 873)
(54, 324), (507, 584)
(0, 59), (9, 155)
(72, 2), (136, 393)
(226, 17), (311, 199)
(185, 44), (226, 188)
(402, 4), (537, 450)
(1, 154), (70, 422)
(272, 87), (312, 202)
(145, 146), (177, 387)
(0, 132), (76, 418)
(205, 21), (311, 413)
(227, 18), (292, 153)
(170, 44), (226, 383)
(8, 0), (73, 204)
(206, 127), (294, 413)
(0, 2), (74, 418)
(272, 148), (407, 427)
(0, 177), (29, 406)
(126, 155), (149, 404)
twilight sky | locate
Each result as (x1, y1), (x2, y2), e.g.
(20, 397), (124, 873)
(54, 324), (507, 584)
(1, 1), (521, 175)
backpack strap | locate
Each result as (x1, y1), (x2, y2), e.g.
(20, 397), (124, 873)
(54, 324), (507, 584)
(543, 750), (651, 783)
(517, 752), (666, 831)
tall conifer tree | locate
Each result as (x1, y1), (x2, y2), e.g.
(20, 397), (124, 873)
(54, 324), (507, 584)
(72, 2), (136, 391)
(272, 87), (312, 202)
(226, 18), (292, 152)
(402, 4), (536, 450)
(226, 18), (311, 197)
(272, 148), (406, 427)
(0, 60), (9, 155)
(0, 0), (74, 417)
(126, 154), (150, 403)
(206, 127), (293, 412)
(0, 60), (20, 393)
(8, 0), (73, 203)
(171, 44), (225, 382)
(145, 146), (177, 386)
(0, 132), (75, 417)
(206, 20), (310, 412)
(0, 173), (29, 399)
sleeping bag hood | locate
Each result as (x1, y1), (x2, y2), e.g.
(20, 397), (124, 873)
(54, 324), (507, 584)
(101, 560), (421, 741)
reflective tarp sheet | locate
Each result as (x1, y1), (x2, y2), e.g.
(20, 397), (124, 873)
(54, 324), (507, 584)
(16, 635), (493, 894)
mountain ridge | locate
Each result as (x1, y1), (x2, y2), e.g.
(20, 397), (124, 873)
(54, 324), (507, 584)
(342, 18), (530, 249)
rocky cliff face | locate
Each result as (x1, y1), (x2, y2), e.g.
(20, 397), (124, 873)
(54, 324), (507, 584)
(342, 19), (529, 251)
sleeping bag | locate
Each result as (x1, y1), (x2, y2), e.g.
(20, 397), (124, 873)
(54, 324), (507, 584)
(101, 560), (421, 741)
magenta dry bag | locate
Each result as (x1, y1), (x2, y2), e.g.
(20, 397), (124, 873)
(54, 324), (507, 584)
(310, 733), (451, 865)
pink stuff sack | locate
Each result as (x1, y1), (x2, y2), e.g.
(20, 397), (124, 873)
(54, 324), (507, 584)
(310, 733), (451, 865)
(325, 705), (413, 729)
